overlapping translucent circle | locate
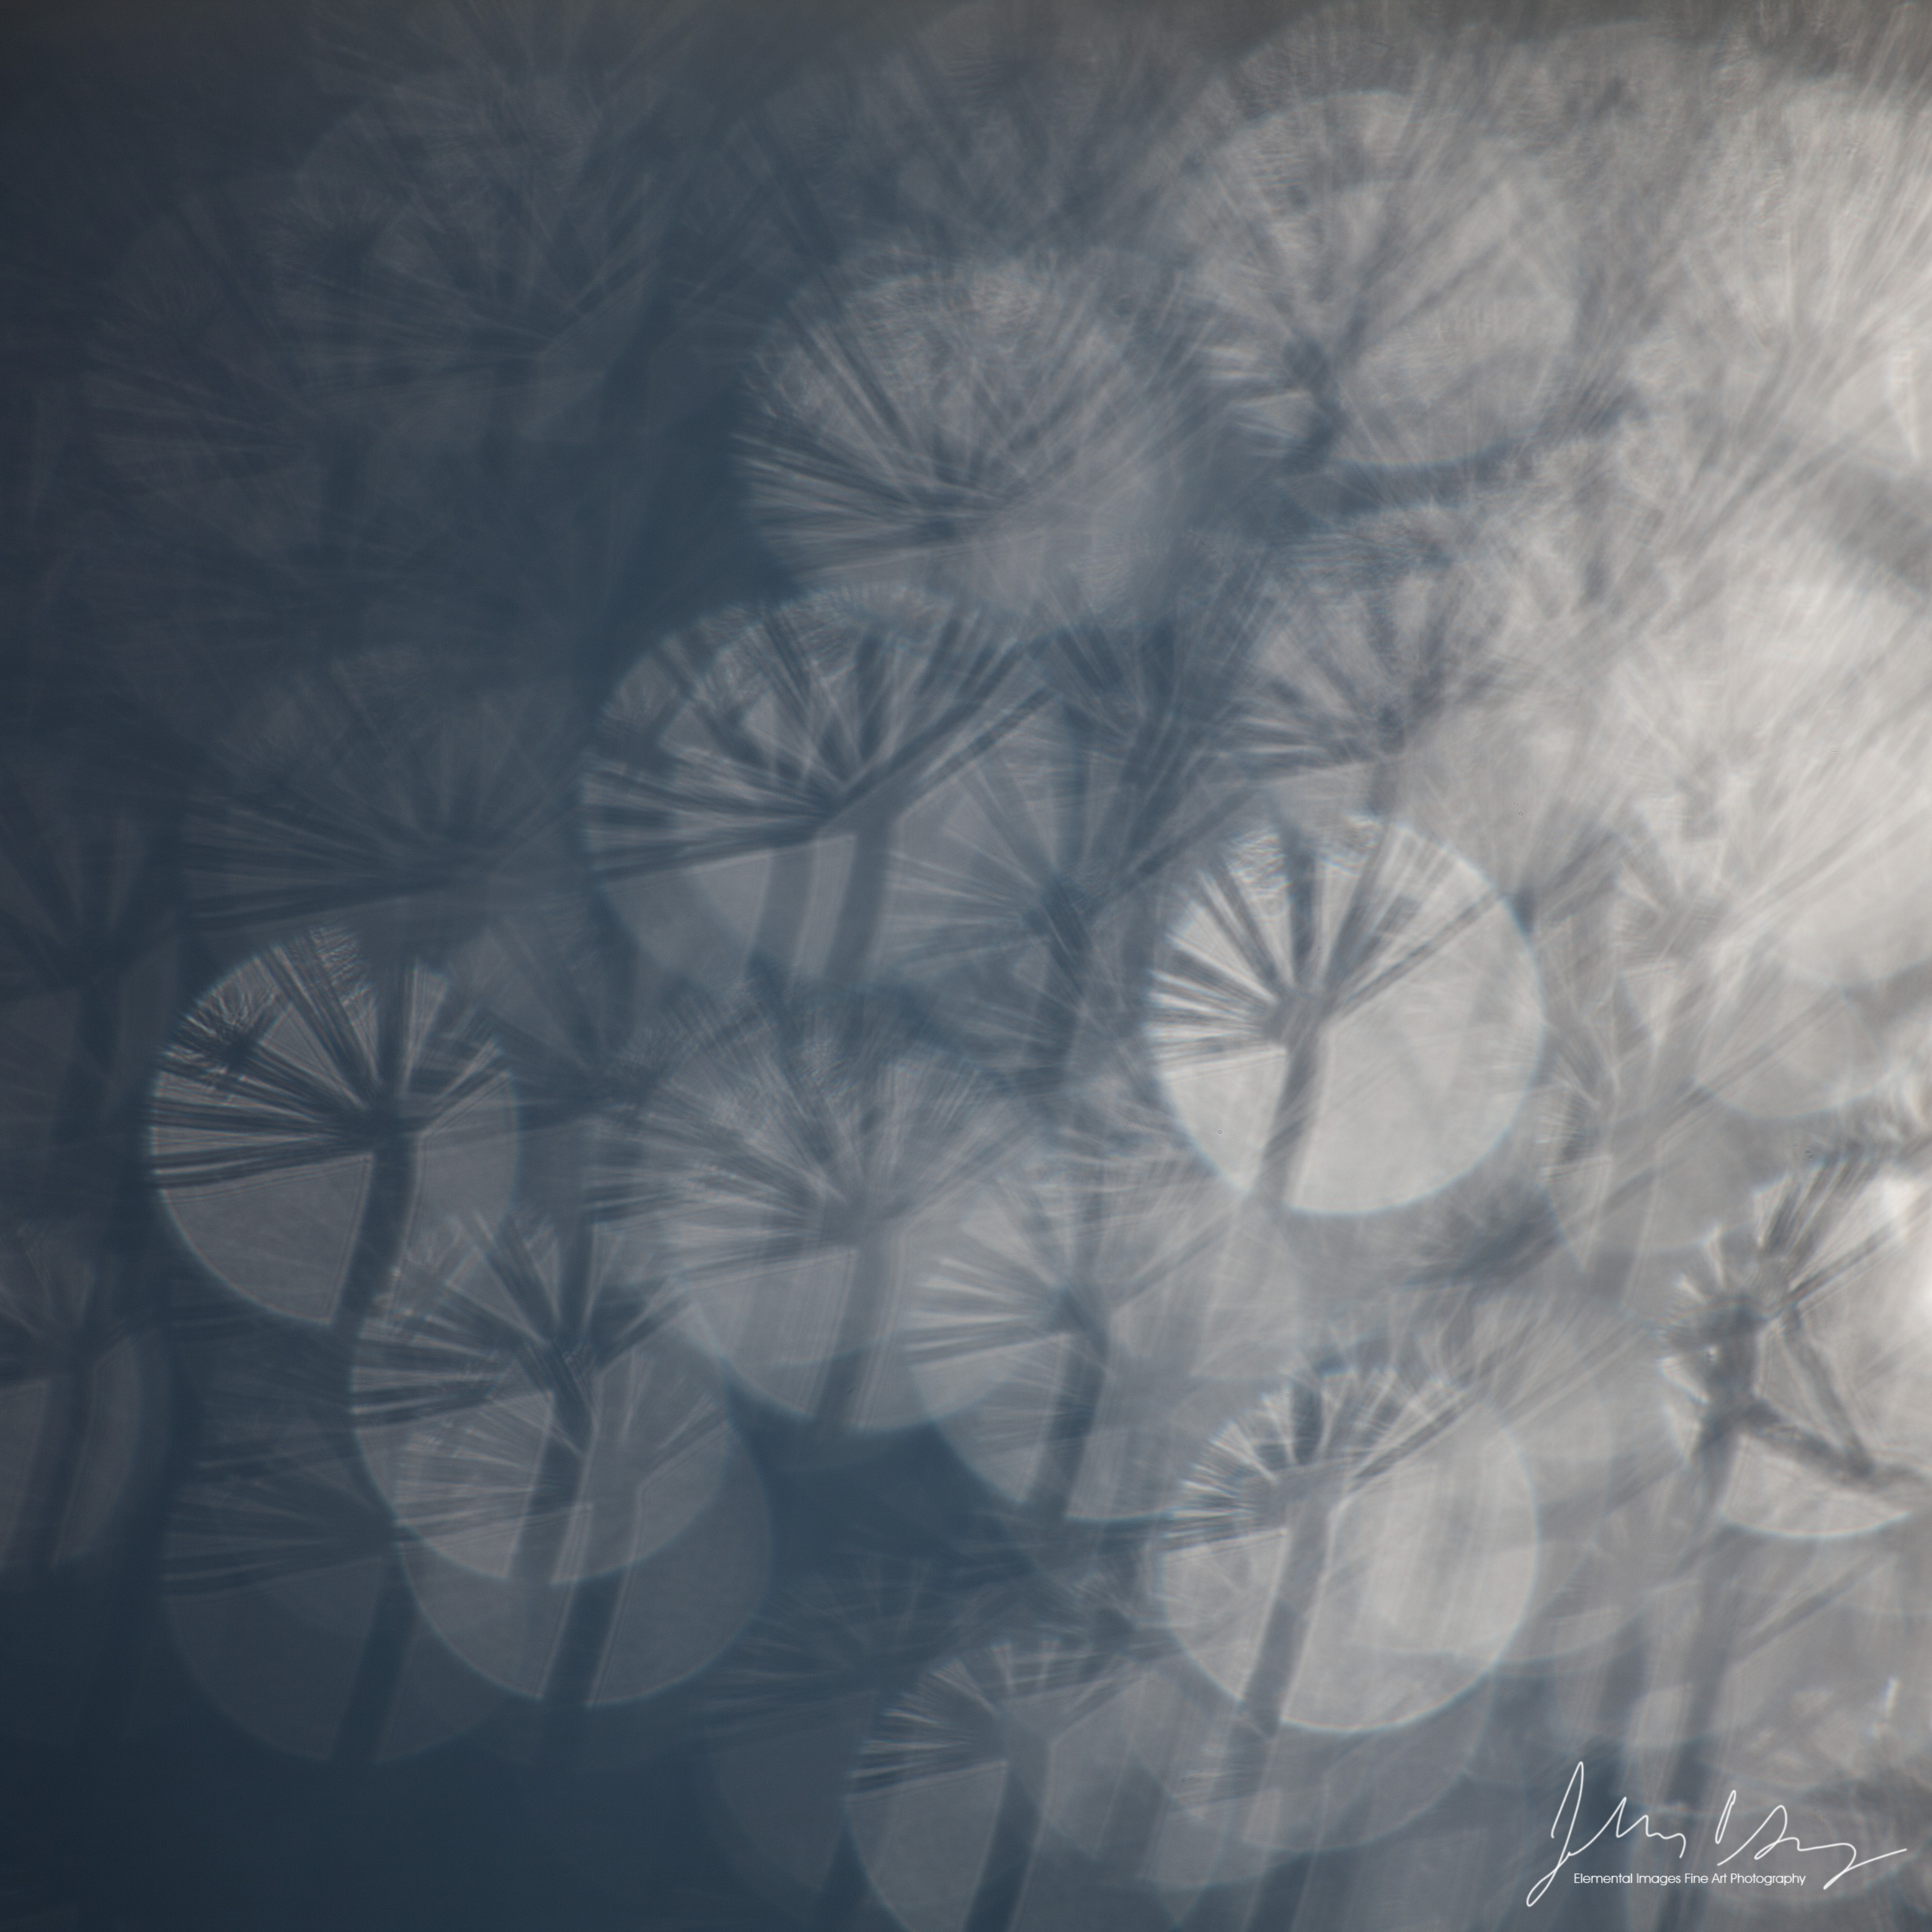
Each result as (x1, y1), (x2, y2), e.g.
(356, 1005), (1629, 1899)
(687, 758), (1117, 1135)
(703, 1557), (964, 1905)
(1186, 83), (1579, 472)
(149, 929), (521, 1326)
(1146, 816), (1544, 1217)
(584, 591), (1049, 994)
(606, 996), (1025, 1431)
(1157, 1357), (1538, 1735)
(164, 1399), (501, 1764)
(184, 649), (581, 961)
(399, 1444), (770, 1707)
(1650, 1166), (1932, 1541)
(739, 260), (1186, 627)
(353, 1211), (732, 1584)
(903, 1139), (1305, 1520)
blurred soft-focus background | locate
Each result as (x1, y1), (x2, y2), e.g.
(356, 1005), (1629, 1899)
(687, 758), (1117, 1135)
(10, 1), (1932, 1926)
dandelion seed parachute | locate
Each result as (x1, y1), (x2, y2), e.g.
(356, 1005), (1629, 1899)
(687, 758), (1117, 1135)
(1157, 1353), (1537, 1734)
(1200, 505), (1517, 836)
(666, 0), (1226, 402)
(445, 891), (708, 1241)
(280, 68), (676, 478)
(149, 929), (520, 1328)
(844, 1636), (1087, 1932)
(1649, 1163), (1932, 1541)
(824, 1563), (1196, 1902)
(738, 260), (1188, 628)
(164, 1398), (501, 1764)
(86, 55), (680, 648)
(903, 1137), (1303, 1522)
(900, 654), (1249, 1090)
(1182, 60), (1581, 479)
(604, 996), (1023, 1433)
(1146, 815), (1543, 1217)
(583, 591), (1046, 993)
(1641, 72), (1932, 480)
(397, 1439), (769, 1707)
(184, 647), (581, 964)
(353, 1210), (731, 1584)
(853, 0), (1226, 250)
(702, 1558), (965, 1905)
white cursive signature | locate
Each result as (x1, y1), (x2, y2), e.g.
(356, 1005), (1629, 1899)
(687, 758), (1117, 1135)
(1527, 1762), (1688, 1907)
(1527, 1762), (1910, 1907)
